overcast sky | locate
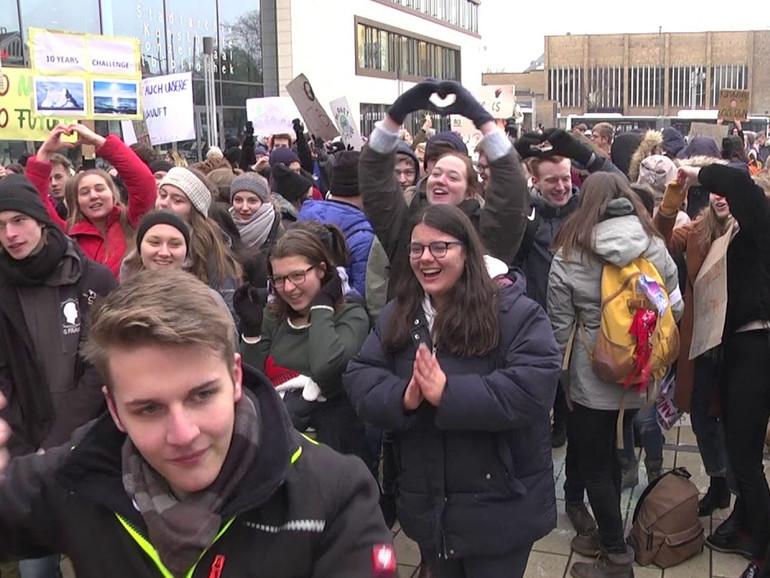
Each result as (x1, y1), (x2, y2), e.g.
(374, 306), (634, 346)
(479, 0), (770, 73)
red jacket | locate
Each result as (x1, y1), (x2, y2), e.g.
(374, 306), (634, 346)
(26, 136), (157, 278)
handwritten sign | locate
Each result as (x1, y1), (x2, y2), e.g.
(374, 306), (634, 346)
(0, 68), (79, 140)
(688, 122), (728, 142)
(476, 85), (516, 119)
(286, 74), (339, 141)
(246, 96), (301, 136)
(329, 97), (364, 151)
(141, 72), (194, 145)
(450, 115), (482, 148)
(718, 89), (750, 122)
(689, 224), (737, 359)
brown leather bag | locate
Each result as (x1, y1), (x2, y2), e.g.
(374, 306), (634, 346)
(628, 467), (705, 568)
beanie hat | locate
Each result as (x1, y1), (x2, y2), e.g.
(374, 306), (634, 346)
(637, 154), (678, 195)
(269, 147), (300, 168)
(135, 210), (191, 257)
(272, 164), (314, 203)
(680, 136), (720, 160)
(230, 172), (270, 204)
(329, 151), (360, 197)
(661, 127), (686, 159)
(149, 159), (174, 174)
(224, 146), (241, 165)
(0, 174), (52, 225)
(426, 131), (468, 158)
(206, 146), (223, 160)
(159, 167), (212, 217)
(255, 145), (268, 157)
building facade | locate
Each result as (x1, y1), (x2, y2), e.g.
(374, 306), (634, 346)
(276, 0), (482, 136)
(485, 30), (770, 131)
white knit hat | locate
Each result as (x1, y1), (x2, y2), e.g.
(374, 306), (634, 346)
(159, 167), (212, 217)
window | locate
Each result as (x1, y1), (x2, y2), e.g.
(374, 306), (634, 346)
(669, 65), (706, 108)
(163, 0), (218, 74)
(356, 22), (460, 81)
(21, 0), (101, 43)
(548, 67), (583, 109)
(378, 0), (478, 33)
(587, 66), (624, 113)
(710, 64), (748, 108)
(629, 66), (663, 108)
(103, 0), (167, 76)
(0, 0), (22, 66)
(360, 103), (450, 137)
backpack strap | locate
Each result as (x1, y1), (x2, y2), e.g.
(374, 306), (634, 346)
(562, 321), (578, 371)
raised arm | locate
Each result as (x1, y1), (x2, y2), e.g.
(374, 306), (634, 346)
(697, 163), (770, 237)
(26, 124), (71, 230)
(293, 119), (315, 175)
(653, 178), (691, 256)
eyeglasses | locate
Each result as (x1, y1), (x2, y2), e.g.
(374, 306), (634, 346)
(408, 241), (464, 259)
(269, 265), (315, 288)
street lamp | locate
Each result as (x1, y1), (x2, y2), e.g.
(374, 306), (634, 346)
(202, 36), (218, 149)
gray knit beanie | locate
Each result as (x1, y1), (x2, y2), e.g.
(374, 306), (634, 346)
(230, 173), (270, 204)
(159, 167), (212, 217)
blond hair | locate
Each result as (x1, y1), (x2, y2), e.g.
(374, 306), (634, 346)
(83, 270), (237, 388)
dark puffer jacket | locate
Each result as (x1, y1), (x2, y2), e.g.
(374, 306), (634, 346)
(343, 276), (561, 559)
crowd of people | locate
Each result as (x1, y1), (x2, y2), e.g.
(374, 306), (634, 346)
(0, 78), (768, 578)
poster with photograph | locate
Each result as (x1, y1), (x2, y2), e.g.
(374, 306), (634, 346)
(92, 80), (139, 117)
(33, 77), (87, 116)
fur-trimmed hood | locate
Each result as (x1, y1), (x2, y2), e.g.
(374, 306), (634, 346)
(628, 130), (663, 182)
(677, 155), (727, 168)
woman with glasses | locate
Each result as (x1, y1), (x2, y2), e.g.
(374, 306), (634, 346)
(240, 228), (369, 458)
(344, 204), (562, 578)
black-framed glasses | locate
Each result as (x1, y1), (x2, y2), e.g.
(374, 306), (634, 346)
(408, 241), (464, 259)
(269, 265), (315, 288)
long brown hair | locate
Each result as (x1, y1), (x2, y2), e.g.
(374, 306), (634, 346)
(267, 228), (343, 322)
(384, 204), (499, 357)
(553, 172), (659, 261)
(691, 201), (734, 253)
(187, 208), (242, 285)
(432, 151), (482, 200)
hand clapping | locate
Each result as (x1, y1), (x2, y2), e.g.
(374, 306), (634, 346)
(402, 343), (447, 410)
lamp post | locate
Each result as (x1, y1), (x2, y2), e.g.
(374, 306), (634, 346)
(202, 36), (218, 149)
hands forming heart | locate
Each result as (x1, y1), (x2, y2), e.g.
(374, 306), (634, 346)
(37, 123), (107, 161)
(387, 79), (494, 129)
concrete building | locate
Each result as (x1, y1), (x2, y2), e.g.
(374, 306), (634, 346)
(275, 0), (483, 135)
(484, 30), (770, 131)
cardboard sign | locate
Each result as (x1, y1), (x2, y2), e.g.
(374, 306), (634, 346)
(246, 96), (301, 136)
(689, 224), (737, 360)
(476, 85), (516, 119)
(688, 122), (729, 142)
(286, 74), (339, 141)
(28, 28), (141, 120)
(141, 72), (194, 145)
(0, 68), (79, 140)
(450, 115), (483, 149)
(329, 97), (364, 151)
(718, 89), (750, 122)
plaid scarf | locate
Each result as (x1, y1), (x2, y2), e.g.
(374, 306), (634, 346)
(122, 395), (260, 577)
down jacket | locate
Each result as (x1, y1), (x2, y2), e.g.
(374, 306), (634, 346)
(343, 276), (561, 559)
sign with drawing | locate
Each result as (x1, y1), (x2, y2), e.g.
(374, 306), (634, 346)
(329, 96), (364, 151)
(286, 74), (340, 141)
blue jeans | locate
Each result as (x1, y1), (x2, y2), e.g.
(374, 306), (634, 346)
(691, 355), (729, 478)
(619, 403), (663, 467)
(17, 556), (61, 578)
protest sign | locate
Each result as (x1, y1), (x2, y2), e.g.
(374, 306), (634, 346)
(476, 85), (516, 119)
(329, 97), (364, 151)
(246, 96), (301, 136)
(689, 224), (737, 359)
(141, 72), (194, 145)
(450, 115), (482, 149)
(28, 28), (141, 120)
(718, 89), (750, 122)
(286, 74), (339, 141)
(688, 122), (728, 142)
(0, 68), (79, 140)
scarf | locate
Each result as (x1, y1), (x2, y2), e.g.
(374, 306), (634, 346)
(0, 226), (69, 287)
(122, 395), (260, 577)
(229, 203), (276, 250)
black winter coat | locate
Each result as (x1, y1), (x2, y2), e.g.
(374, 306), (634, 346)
(343, 277), (562, 559)
(0, 367), (394, 577)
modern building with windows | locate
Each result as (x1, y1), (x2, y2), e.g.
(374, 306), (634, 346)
(484, 29), (770, 132)
(1, 0), (481, 162)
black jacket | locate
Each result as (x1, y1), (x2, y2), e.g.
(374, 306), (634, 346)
(698, 164), (770, 332)
(0, 240), (116, 456)
(343, 277), (561, 559)
(0, 366), (394, 577)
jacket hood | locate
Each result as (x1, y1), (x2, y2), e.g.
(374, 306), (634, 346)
(680, 136), (720, 160)
(496, 269), (527, 312)
(395, 140), (420, 186)
(661, 127), (686, 158)
(610, 132), (644, 178)
(628, 130), (663, 182)
(54, 364), (296, 522)
(298, 199), (368, 229)
(592, 207), (651, 267)
(678, 155), (727, 168)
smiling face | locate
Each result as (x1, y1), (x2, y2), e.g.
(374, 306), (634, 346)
(77, 174), (116, 222)
(532, 157), (573, 207)
(409, 223), (466, 306)
(156, 184), (193, 221)
(270, 255), (324, 318)
(0, 210), (45, 260)
(232, 191), (263, 221)
(140, 224), (187, 271)
(426, 155), (470, 206)
(104, 344), (243, 498)
(710, 192), (731, 219)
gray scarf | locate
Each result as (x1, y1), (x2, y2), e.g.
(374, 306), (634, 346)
(122, 396), (260, 577)
(229, 203), (276, 250)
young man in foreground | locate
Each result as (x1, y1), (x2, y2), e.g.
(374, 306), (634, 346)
(0, 270), (395, 577)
